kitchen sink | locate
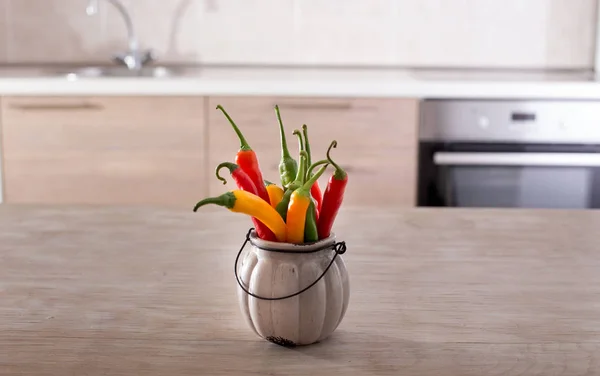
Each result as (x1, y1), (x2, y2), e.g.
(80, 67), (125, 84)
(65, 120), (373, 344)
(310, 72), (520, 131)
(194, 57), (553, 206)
(0, 64), (197, 79)
(59, 65), (182, 78)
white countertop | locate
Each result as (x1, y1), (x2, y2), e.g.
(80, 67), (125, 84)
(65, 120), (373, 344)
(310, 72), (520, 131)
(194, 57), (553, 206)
(2, 65), (600, 99)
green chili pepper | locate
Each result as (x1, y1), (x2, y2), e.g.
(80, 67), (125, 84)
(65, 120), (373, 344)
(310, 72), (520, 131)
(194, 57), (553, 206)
(276, 150), (307, 221)
(275, 105), (298, 189)
(276, 190), (293, 222)
(303, 200), (318, 242)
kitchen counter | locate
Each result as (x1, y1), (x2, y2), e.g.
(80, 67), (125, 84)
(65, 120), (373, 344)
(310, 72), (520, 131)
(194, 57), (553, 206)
(2, 205), (600, 375)
(2, 65), (600, 99)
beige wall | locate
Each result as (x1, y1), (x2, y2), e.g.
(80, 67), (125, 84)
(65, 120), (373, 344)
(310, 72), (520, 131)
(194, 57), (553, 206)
(0, 0), (597, 69)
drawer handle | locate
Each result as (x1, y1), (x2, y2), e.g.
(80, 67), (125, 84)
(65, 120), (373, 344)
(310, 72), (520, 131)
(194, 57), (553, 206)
(9, 102), (104, 111)
(274, 102), (353, 111)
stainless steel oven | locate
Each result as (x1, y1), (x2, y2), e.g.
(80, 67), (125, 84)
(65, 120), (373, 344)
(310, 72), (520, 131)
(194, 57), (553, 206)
(418, 99), (600, 209)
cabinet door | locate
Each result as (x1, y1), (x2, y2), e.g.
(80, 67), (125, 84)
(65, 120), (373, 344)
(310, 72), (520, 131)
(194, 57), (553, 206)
(1, 96), (206, 207)
(208, 97), (418, 207)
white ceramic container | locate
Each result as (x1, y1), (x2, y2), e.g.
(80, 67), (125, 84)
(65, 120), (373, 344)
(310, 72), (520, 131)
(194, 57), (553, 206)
(235, 230), (350, 346)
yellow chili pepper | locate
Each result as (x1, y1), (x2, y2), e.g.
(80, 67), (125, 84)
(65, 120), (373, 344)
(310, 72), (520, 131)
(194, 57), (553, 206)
(193, 189), (287, 242)
(265, 180), (284, 209)
(286, 163), (329, 244)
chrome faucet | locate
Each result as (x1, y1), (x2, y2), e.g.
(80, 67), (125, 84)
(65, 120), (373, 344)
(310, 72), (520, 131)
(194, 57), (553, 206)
(86, 0), (155, 70)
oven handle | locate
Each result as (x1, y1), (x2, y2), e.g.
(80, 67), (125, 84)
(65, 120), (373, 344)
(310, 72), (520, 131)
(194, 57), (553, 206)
(433, 152), (600, 167)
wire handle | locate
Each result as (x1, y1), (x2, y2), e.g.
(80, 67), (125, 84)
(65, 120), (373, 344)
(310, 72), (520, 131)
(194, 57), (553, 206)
(234, 228), (347, 301)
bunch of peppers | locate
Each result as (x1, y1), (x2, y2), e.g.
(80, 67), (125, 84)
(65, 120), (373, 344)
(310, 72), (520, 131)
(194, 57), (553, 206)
(193, 104), (348, 244)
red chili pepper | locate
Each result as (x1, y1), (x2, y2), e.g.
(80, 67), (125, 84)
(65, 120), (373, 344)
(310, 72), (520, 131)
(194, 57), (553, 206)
(316, 140), (347, 240)
(216, 161), (257, 193)
(311, 183), (323, 215)
(216, 161), (277, 241)
(216, 105), (270, 204)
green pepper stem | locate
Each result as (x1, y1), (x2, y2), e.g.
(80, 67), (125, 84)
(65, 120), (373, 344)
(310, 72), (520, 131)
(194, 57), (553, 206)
(292, 129), (304, 153)
(292, 129), (306, 183)
(216, 105), (251, 151)
(326, 140), (347, 180)
(193, 192), (236, 212)
(306, 159), (328, 179)
(295, 150), (308, 185)
(215, 162), (237, 185)
(275, 105), (293, 159)
(299, 163), (329, 194)
(302, 124), (312, 169)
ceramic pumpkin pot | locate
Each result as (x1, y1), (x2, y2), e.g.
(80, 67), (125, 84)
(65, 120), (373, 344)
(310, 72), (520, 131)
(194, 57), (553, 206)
(235, 229), (350, 346)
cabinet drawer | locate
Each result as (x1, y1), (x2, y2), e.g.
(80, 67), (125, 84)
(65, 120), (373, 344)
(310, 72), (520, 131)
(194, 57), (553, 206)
(2, 96), (201, 127)
(1, 96), (206, 207)
(207, 97), (418, 207)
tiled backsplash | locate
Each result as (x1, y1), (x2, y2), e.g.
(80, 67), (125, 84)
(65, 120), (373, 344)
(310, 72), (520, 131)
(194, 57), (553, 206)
(0, 0), (597, 69)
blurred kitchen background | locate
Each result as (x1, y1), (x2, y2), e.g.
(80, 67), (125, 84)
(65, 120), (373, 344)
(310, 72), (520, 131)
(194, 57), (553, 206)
(0, 0), (595, 69)
(2, 0), (600, 211)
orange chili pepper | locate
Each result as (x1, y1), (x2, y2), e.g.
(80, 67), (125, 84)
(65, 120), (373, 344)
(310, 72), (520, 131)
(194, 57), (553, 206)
(286, 163), (329, 244)
(265, 180), (284, 209)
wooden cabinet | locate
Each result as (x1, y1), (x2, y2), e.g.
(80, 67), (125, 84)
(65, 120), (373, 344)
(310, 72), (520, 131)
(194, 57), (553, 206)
(207, 96), (418, 207)
(0, 95), (419, 208)
(1, 96), (206, 208)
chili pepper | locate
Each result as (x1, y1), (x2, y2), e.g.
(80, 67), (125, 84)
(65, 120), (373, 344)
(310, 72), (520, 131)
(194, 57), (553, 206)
(193, 190), (287, 242)
(290, 129), (321, 237)
(313, 197), (320, 223)
(306, 160), (331, 221)
(275, 151), (308, 222)
(264, 180), (284, 209)
(303, 200), (318, 243)
(276, 189), (294, 223)
(216, 161), (257, 192)
(275, 105), (298, 189)
(216, 162), (276, 241)
(317, 140), (348, 240)
(216, 105), (270, 203)
(286, 163), (329, 244)
(302, 124), (323, 213)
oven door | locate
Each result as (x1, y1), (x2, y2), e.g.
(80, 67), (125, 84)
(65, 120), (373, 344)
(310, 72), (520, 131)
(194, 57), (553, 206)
(419, 150), (600, 208)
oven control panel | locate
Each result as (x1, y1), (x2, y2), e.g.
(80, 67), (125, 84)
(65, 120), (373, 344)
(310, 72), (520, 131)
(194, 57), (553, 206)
(420, 100), (600, 143)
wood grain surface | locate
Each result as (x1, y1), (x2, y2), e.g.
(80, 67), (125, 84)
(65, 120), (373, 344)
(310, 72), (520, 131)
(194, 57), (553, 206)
(1, 96), (206, 207)
(2, 205), (600, 375)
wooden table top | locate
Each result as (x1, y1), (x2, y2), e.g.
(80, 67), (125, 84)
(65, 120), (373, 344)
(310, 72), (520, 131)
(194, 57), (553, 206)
(2, 205), (600, 375)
